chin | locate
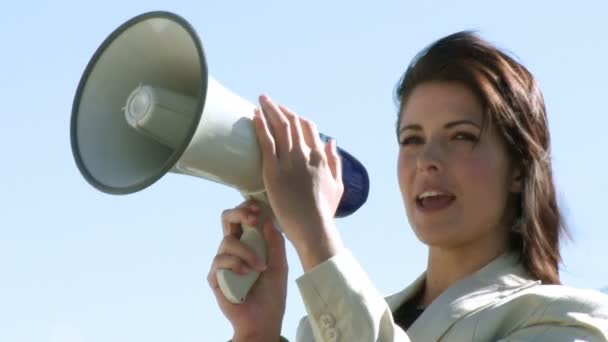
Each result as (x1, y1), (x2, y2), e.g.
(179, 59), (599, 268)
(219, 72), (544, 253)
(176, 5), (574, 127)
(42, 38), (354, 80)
(413, 224), (470, 249)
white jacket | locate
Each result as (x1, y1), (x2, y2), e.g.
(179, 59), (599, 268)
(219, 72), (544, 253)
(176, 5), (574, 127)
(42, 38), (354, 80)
(294, 250), (608, 341)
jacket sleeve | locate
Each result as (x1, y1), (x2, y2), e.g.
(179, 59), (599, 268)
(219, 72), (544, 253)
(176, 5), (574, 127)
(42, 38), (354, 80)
(294, 249), (411, 342)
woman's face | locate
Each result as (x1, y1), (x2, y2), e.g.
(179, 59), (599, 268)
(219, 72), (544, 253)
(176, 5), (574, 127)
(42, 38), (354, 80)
(397, 81), (520, 250)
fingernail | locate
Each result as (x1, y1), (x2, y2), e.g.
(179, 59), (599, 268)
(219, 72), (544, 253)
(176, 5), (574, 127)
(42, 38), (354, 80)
(247, 215), (258, 226)
(241, 265), (252, 274)
(256, 259), (267, 271)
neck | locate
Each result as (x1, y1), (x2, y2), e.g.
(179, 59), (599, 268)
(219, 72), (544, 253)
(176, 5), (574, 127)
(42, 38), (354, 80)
(419, 230), (510, 308)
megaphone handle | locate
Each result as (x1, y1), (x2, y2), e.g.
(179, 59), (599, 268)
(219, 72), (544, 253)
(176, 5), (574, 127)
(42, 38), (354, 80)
(216, 222), (268, 304)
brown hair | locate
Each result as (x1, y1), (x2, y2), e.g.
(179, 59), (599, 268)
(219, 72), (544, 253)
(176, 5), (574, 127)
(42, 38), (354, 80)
(395, 31), (566, 284)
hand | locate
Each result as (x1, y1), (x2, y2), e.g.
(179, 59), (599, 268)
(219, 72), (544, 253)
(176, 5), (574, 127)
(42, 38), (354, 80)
(207, 200), (288, 342)
(252, 95), (345, 267)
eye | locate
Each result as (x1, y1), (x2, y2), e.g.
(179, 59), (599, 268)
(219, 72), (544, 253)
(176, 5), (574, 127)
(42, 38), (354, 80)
(452, 132), (478, 142)
(399, 135), (423, 146)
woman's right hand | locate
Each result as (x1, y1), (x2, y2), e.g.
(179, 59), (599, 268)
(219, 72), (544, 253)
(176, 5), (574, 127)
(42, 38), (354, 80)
(207, 200), (288, 342)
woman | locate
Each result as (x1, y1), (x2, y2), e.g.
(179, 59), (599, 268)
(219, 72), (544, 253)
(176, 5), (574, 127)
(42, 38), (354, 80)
(207, 31), (608, 341)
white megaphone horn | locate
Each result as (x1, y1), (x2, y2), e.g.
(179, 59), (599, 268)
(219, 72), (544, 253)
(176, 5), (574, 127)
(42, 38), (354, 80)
(70, 11), (369, 304)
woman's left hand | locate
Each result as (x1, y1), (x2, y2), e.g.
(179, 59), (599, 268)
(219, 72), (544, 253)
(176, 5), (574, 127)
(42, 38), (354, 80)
(252, 95), (344, 267)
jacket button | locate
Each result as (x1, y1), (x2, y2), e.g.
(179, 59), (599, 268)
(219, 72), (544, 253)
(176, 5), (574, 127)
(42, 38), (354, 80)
(319, 313), (335, 329)
(323, 327), (339, 342)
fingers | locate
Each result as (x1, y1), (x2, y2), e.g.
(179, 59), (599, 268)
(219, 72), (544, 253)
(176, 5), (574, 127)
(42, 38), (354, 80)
(217, 235), (267, 271)
(217, 201), (266, 271)
(207, 232), (268, 289)
(221, 201), (261, 237)
(300, 117), (323, 152)
(207, 253), (252, 289)
(259, 95), (292, 159)
(256, 95), (316, 164)
(278, 104), (305, 153)
(253, 107), (277, 167)
(211, 200), (268, 288)
(209, 206), (287, 292)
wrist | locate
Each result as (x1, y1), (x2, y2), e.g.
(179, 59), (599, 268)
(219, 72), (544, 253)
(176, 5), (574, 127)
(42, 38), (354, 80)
(291, 222), (344, 272)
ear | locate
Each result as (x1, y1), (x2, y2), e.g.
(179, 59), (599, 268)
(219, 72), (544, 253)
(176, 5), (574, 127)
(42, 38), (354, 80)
(509, 165), (524, 193)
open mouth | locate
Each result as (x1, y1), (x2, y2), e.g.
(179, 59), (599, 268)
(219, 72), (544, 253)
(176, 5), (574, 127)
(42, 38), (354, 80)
(415, 190), (456, 212)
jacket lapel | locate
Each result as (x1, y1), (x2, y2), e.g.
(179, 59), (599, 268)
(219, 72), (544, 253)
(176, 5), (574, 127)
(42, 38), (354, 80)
(386, 272), (426, 313)
(387, 252), (540, 341)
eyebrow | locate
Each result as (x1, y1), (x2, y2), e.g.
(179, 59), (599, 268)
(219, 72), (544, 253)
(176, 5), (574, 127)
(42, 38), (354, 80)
(398, 119), (481, 134)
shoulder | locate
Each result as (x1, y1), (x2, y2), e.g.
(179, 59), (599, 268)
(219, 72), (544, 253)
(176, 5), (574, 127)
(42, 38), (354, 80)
(498, 284), (608, 337)
(514, 284), (608, 316)
(472, 285), (608, 341)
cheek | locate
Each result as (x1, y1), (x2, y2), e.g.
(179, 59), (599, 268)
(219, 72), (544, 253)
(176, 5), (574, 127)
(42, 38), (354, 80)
(456, 151), (509, 209)
(397, 151), (415, 194)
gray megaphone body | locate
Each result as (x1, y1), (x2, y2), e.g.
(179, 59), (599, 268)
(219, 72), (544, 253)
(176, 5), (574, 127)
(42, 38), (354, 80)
(70, 11), (369, 304)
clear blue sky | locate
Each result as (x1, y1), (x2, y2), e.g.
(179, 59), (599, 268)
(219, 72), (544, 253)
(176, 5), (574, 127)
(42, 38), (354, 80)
(2, 1), (607, 341)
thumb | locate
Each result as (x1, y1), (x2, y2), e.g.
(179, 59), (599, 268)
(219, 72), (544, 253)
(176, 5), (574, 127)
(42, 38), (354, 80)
(263, 219), (287, 272)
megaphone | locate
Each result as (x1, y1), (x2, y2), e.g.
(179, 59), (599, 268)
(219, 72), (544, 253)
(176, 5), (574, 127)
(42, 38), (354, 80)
(70, 11), (369, 304)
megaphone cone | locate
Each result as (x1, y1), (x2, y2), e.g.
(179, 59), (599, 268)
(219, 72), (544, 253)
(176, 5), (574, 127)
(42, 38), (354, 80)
(71, 11), (369, 304)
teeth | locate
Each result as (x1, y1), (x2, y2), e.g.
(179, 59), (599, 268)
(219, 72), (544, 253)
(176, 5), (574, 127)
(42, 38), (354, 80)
(418, 190), (448, 200)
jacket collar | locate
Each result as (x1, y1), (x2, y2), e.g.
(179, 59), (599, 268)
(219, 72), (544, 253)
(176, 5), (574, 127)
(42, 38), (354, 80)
(387, 252), (540, 341)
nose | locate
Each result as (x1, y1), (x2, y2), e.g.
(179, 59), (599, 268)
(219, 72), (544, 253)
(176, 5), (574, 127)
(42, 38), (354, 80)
(416, 140), (443, 174)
